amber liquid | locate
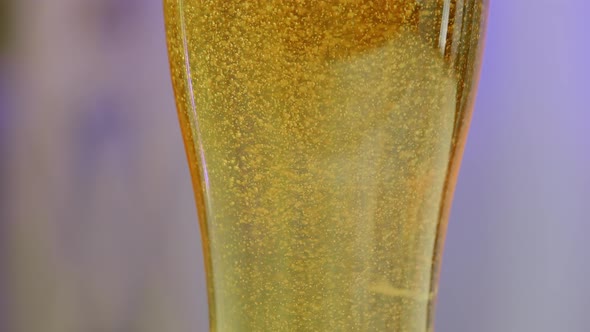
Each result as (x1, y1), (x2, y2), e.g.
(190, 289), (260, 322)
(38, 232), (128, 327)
(165, 1), (487, 331)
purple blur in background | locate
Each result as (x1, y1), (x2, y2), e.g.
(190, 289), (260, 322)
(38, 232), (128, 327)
(0, 1), (588, 331)
(437, 1), (590, 331)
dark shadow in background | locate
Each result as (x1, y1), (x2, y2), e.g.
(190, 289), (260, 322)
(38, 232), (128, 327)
(0, 1), (14, 330)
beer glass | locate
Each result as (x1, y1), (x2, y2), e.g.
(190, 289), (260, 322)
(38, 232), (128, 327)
(164, 1), (488, 330)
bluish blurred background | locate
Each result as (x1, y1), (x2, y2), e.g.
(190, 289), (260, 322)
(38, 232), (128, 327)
(0, 1), (588, 331)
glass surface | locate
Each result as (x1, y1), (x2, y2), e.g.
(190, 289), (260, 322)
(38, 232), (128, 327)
(164, 1), (488, 331)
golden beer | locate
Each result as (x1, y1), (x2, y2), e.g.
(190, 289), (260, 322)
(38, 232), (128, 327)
(164, 1), (487, 330)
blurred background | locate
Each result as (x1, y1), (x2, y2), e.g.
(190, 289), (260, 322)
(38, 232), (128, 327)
(0, 1), (588, 332)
